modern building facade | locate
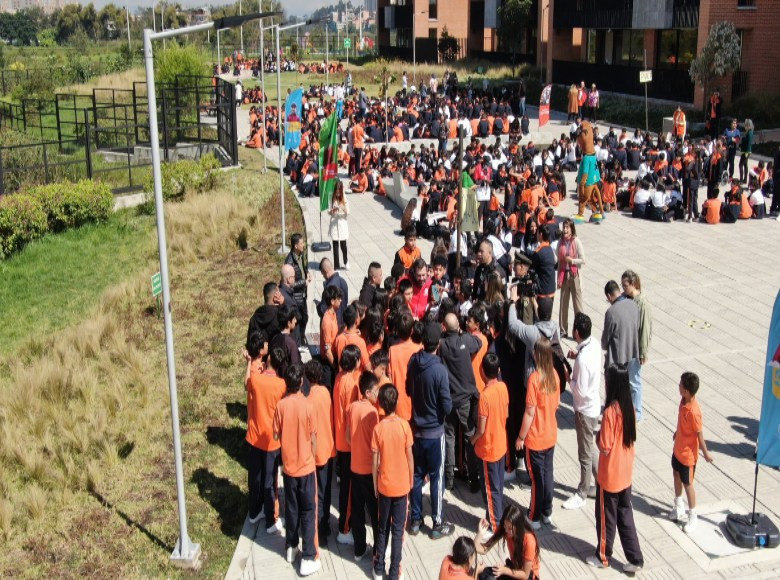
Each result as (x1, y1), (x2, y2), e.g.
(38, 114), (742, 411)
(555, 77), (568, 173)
(540, 0), (779, 106)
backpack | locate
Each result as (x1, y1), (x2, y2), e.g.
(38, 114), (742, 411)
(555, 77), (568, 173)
(549, 335), (572, 393)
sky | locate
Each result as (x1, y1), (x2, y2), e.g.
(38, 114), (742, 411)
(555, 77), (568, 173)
(91, 0), (334, 18)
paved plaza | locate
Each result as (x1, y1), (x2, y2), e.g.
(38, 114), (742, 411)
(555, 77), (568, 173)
(226, 107), (780, 579)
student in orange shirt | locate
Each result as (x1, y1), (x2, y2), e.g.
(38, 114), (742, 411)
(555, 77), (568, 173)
(586, 365), (643, 573)
(388, 311), (422, 421)
(333, 345), (362, 545)
(438, 536), (483, 580)
(466, 305), (489, 393)
(669, 372), (713, 534)
(474, 504), (541, 580)
(470, 354), (509, 531)
(701, 188), (722, 224)
(320, 285), (342, 377)
(244, 336), (286, 532)
(394, 227), (422, 274)
(272, 363), (321, 576)
(305, 360), (336, 542)
(515, 337), (560, 530)
(346, 371), (380, 561)
(372, 384), (414, 580)
(333, 304), (371, 371)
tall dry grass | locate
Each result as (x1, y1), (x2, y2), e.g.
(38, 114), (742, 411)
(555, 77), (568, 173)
(59, 67), (147, 95)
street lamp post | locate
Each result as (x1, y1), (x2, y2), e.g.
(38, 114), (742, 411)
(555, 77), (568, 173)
(126, 4), (132, 54)
(217, 27), (229, 70)
(141, 10), (280, 569)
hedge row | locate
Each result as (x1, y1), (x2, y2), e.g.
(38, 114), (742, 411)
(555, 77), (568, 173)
(141, 154), (222, 210)
(0, 180), (113, 258)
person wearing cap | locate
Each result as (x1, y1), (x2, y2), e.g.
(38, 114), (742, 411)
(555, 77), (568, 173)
(406, 321), (454, 540)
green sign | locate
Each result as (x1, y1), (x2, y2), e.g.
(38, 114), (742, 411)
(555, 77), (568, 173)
(151, 272), (162, 297)
(343, 38), (351, 49)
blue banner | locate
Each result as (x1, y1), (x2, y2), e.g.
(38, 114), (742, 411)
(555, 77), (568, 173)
(284, 88), (303, 151)
(757, 290), (780, 468)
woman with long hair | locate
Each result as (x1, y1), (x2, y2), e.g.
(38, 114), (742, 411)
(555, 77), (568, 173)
(474, 503), (541, 579)
(557, 218), (585, 338)
(520, 217), (539, 256)
(515, 337), (560, 530)
(328, 180), (350, 270)
(484, 269), (505, 308)
(586, 365), (643, 573)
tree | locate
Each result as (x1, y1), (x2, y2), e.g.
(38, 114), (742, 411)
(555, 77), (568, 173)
(438, 26), (459, 62)
(55, 4), (83, 43)
(497, 0), (532, 78)
(98, 4), (123, 41)
(79, 3), (98, 40)
(689, 21), (741, 110)
(37, 28), (57, 47)
(0, 44), (5, 68)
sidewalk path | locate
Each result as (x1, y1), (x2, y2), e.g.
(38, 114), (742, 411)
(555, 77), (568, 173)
(227, 114), (780, 580)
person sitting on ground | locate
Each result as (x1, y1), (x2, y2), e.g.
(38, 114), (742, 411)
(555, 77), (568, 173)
(473, 504), (541, 579)
(700, 188), (722, 225)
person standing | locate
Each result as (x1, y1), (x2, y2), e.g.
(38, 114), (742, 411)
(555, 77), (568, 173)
(723, 118), (741, 180)
(586, 365), (643, 574)
(328, 181), (350, 270)
(317, 258), (348, 325)
(707, 90), (722, 139)
(587, 84), (599, 123)
(739, 119), (754, 184)
(567, 84), (579, 123)
(284, 233), (312, 346)
(407, 321), (455, 539)
(562, 313), (600, 510)
(557, 218), (585, 339)
(601, 280), (641, 421)
(621, 270), (651, 421)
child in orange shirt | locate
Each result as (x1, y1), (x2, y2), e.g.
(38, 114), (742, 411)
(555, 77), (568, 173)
(669, 372), (713, 533)
(305, 360), (336, 542)
(470, 354), (509, 531)
(243, 334), (285, 532)
(438, 536), (482, 580)
(346, 371), (380, 561)
(333, 345), (361, 544)
(372, 384), (414, 580)
(272, 363), (321, 576)
(474, 504), (541, 580)
(515, 338), (560, 530)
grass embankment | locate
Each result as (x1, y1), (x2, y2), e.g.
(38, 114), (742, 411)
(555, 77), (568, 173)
(0, 148), (303, 577)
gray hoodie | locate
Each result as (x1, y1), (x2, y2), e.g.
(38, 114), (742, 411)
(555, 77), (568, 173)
(508, 306), (561, 384)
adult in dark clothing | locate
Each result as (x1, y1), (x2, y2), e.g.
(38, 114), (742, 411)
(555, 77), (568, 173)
(317, 258), (349, 325)
(531, 227), (557, 301)
(683, 153), (702, 221)
(472, 240), (506, 302)
(627, 146), (641, 171)
(772, 146), (780, 215)
(358, 262), (383, 307)
(247, 281), (282, 346)
(439, 313), (482, 491)
(269, 305), (301, 370)
(406, 321), (454, 539)
(613, 145), (627, 170)
(601, 280), (641, 420)
(279, 263), (300, 338)
(284, 233), (311, 346)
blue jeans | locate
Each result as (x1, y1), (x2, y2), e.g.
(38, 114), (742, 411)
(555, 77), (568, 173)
(628, 358), (642, 421)
(411, 434), (445, 527)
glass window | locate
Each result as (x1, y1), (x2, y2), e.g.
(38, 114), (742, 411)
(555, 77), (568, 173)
(677, 29), (697, 65)
(630, 30), (645, 65)
(587, 29), (598, 64)
(429, 27), (437, 39)
(657, 29), (678, 68)
(429, 0), (437, 19)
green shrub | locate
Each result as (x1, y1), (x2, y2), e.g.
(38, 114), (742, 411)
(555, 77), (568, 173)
(724, 93), (780, 131)
(140, 153), (222, 213)
(0, 194), (48, 258)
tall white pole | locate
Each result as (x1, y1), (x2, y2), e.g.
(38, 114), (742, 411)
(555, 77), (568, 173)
(412, 11), (416, 84)
(260, 22), (267, 172)
(325, 22), (329, 88)
(277, 25), (288, 254)
(143, 26), (201, 568)
(126, 5), (131, 53)
(239, 0), (244, 55)
(217, 29), (221, 69)
(152, 1), (156, 32)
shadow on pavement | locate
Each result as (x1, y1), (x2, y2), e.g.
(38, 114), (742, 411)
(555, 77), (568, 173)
(192, 467), (247, 538)
(207, 425), (248, 469)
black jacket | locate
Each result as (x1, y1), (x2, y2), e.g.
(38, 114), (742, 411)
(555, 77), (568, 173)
(246, 304), (280, 345)
(358, 277), (377, 308)
(438, 331), (481, 406)
(317, 273), (349, 325)
(531, 245), (557, 297)
(407, 350), (452, 438)
(284, 251), (308, 304)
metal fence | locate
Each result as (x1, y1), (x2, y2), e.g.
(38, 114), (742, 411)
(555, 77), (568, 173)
(0, 76), (239, 195)
(0, 67), (71, 97)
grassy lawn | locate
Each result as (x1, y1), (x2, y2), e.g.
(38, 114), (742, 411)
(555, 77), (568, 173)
(0, 148), (304, 577)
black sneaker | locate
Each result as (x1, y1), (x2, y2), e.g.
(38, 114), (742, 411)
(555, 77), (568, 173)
(445, 478), (454, 491)
(408, 519), (422, 536)
(430, 522), (454, 540)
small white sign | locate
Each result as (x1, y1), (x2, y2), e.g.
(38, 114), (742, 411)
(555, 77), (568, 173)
(639, 70), (653, 83)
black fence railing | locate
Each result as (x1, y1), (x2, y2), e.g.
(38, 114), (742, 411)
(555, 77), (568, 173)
(0, 76), (238, 195)
(732, 70), (749, 101)
(0, 67), (71, 97)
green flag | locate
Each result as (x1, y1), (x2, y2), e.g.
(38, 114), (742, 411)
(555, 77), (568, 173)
(461, 171), (475, 189)
(318, 112), (340, 211)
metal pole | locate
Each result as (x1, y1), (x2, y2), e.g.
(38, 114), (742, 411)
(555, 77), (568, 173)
(239, 0), (244, 54)
(325, 23), (329, 88)
(153, 1), (156, 32)
(126, 4), (132, 54)
(261, 23), (267, 172)
(412, 11), (416, 84)
(456, 127), (464, 270)
(142, 27), (201, 569)
(277, 25), (288, 254)
(644, 49), (649, 133)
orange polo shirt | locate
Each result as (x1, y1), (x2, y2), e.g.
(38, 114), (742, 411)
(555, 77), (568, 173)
(395, 246), (421, 271)
(320, 309), (339, 363)
(272, 392), (316, 477)
(353, 124), (365, 148)
(475, 379), (509, 462)
(525, 370), (560, 451)
(333, 330), (371, 371)
(309, 383), (336, 466)
(471, 332), (488, 393)
(246, 369), (285, 451)
(389, 339), (423, 421)
(703, 198), (722, 224)
(439, 556), (472, 580)
(597, 401), (635, 492)
(333, 370), (360, 452)
(371, 414), (413, 497)
(506, 533), (541, 576)
(673, 397), (703, 467)
(347, 398), (379, 475)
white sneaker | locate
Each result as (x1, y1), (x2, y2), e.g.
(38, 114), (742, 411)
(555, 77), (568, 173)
(669, 498), (685, 522)
(585, 555), (607, 569)
(355, 543), (372, 562)
(344, 262), (350, 270)
(337, 531), (354, 545)
(562, 493), (586, 510)
(623, 561), (643, 573)
(267, 519), (284, 535)
(372, 571), (383, 580)
(684, 511), (698, 534)
(286, 545), (300, 563)
(541, 514), (556, 528)
(300, 557), (321, 576)
(524, 514), (541, 531)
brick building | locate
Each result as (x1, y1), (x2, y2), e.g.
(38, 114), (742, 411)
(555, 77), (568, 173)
(540, 0), (780, 106)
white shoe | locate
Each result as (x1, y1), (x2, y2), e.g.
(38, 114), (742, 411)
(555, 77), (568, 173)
(585, 555), (607, 568)
(300, 557), (321, 576)
(562, 493), (586, 510)
(623, 561), (643, 573)
(344, 262), (350, 270)
(524, 514), (541, 531)
(372, 571), (384, 580)
(684, 511), (698, 534)
(286, 545), (300, 563)
(337, 531), (354, 545)
(669, 498), (685, 522)
(355, 543), (372, 562)
(267, 519), (284, 535)
(541, 514), (556, 528)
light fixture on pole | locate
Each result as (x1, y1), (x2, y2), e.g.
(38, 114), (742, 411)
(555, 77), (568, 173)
(141, 9), (280, 569)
